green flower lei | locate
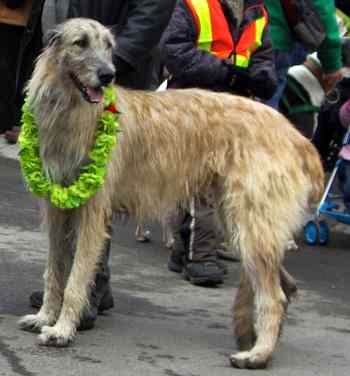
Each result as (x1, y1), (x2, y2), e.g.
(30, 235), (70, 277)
(18, 86), (120, 209)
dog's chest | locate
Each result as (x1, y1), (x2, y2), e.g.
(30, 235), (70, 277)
(38, 111), (95, 185)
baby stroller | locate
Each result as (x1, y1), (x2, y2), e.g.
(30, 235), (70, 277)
(304, 128), (350, 245)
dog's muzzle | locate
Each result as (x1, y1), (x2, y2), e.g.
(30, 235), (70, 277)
(69, 72), (105, 104)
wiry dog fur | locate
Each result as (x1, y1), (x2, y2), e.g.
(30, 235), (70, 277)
(18, 18), (324, 369)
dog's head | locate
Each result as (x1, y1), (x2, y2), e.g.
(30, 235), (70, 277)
(47, 18), (116, 104)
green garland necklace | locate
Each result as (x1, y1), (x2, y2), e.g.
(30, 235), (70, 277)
(18, 86), (120, 209)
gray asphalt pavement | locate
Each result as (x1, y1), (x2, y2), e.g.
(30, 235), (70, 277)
(1, 151), (350, 376)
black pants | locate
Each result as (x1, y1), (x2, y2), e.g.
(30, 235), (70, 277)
(0, 19), (42, 134)
(0, 23), (23, 133)
(89, 234), (111, 306)
(171, 197), (218, 262)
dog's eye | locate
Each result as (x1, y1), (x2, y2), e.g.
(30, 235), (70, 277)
(73, 37), (89, 48)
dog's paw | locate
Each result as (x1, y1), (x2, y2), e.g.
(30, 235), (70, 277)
(229, 351), (270, 369)
(38, 325), (75, 347)
(18, 314), (52, 333)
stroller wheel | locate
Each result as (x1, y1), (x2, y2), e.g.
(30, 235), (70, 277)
(304, 221), (318, 245)
(318, 220), (329, 246)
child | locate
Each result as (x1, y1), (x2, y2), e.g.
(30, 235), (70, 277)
(338, 98), (350, 210)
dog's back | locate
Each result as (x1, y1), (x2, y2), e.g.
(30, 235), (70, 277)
(116, 87), (324, 218)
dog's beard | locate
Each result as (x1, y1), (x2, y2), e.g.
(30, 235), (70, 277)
(69, 72), (104, 104)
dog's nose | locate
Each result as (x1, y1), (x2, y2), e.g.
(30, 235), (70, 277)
(98, 67), (115, 86)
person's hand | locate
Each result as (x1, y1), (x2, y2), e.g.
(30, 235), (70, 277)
(323, 69), (343, 93)
(225, 63), (251, 95)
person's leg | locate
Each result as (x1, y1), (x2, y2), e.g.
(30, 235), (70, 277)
(0, 24), (22, 134)
(290, 42), (309, 66)
(5, 10), (43, 143)
(135, 224), (151, 242)
(265, 50), (293, 111)
(339, 161), (350, 211)
(288, 111), (316, 139)
(167, 207), (191, 272)
(312, 104), (344, 171)
(183, 197), (225, 285)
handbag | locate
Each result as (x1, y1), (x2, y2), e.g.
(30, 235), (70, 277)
(281, 0), (326, 50)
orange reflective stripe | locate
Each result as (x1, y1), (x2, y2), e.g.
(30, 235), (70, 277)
(186, 1), (267, 67)
(234, 7), (268, 67)
(186, 0), (233, 59)
(208, 0), (233, 58)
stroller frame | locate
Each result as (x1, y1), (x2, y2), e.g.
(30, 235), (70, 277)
(304, 129), (350, 245)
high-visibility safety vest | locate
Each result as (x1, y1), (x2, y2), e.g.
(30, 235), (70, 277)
(185, 0), (268, 68)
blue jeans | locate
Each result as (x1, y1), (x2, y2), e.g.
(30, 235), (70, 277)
(266, 44), (309, 110)
(266, 50), (292, 110)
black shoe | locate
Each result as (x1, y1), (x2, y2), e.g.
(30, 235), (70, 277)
(168, 250), (228, 275)
(29, 291), (46, 309)
(29, 288), (114, 312)
(215, 259), (228, 275)
(183, 260), (225, 286)
(168, 251), (185, 273)
(79, 284), (114, 331)
(97, 285), (114, 313)
(29, 286), (115, 331)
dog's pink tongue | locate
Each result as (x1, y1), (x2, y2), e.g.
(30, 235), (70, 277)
(87, 87), (103, 103)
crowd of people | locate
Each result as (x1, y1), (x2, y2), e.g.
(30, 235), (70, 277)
(1, 0), (350, 327)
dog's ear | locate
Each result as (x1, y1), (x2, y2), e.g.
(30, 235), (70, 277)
(44, 26), (63, 48)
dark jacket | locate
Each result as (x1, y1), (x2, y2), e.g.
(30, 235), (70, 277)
(0, 0), (44, 92)
(42, 0), (177, 89)
(0, 0), (44, 129)
(16, 1), (43, 90)
(336, 0), (350, 16)
(161, 0), (277, 99)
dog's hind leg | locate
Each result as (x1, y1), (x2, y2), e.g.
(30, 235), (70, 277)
(280, 266), (297, 303)
(233, 271), (256, 351)
(233, 266), (296, 354)
(38, 202), (108, 347)
(216, 204), (256, 351)
(229, 222), (287, 369)
(19, 207), (72, 333)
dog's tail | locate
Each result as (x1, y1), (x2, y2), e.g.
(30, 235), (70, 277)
(302, 141), (325, 206)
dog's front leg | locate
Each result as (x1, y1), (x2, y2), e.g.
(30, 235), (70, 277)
(19, 206), (72, 333)
(38, 202), (108, 347)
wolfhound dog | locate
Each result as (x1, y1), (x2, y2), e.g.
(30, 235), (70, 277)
(18, 18), (324, 369)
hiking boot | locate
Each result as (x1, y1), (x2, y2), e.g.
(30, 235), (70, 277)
(29, 287), (114, 312)
(183, 260), (225, 286)
(168, 249), (228, 275)
(168, 250), (185, 273)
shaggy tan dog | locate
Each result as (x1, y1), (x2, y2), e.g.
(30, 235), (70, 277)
(18, 18), (324, 369)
